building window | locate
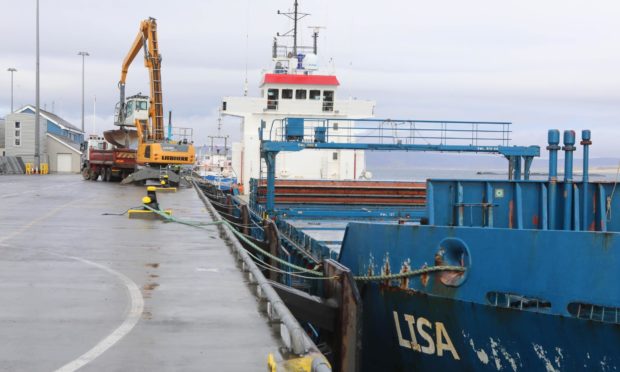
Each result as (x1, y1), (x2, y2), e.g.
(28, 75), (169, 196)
(14, 138), (20, 146)
(295, 89), (307, 99)
(332, 152), (338, 160)
(15, 121), (20, 129)
(15, 130), (20, 137)
(282, 89), (293, 99)
(309, 90), (321, 100)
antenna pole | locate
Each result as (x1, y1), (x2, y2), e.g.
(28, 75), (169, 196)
(293, 0), (298, 55)
(313, 30), (318, 54)
(276, 1), (309, 56)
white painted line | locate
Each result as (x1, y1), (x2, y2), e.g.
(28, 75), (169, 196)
(0, 195), (144, 371)
(52, 254), (144, 372)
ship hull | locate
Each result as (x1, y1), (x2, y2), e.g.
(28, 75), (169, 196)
(361, 283), (620, 371)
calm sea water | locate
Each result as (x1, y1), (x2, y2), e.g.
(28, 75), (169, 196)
(369, 167), (618, 182)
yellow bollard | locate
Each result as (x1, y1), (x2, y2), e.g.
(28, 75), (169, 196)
(25, 163), (32, 175)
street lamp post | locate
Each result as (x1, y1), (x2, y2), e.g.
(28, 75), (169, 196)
(77, 51), (89, 133)
(7, 68), (17, 112)
(35, 0), (40, 168)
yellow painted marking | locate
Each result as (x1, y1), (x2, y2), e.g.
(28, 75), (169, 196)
(0, 198), (80, 244)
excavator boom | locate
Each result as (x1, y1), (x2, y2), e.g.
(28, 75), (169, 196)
(111, 17), (195, 185)
(117, 18), (165, 142)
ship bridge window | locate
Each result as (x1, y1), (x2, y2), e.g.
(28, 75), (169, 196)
(295, 89), (307, 99)
(267, 89), (279, 110)
(323, 90), (334, 112)
(568, 302), (620, 324)
(309, 90), (321, 100)
(282, 89), (293, 99)
(487, 292), (551, 312)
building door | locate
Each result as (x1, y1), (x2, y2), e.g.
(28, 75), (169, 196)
(57, 153), (72, 172)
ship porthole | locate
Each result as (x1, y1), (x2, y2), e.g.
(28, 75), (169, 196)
(436, 238), (470, 287)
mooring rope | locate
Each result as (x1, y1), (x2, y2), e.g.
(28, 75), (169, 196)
(141, 204), (465, 282)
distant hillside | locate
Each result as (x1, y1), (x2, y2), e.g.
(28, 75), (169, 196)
(365, 152), (620, 171)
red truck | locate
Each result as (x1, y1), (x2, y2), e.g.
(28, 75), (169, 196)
(80, 134), (137, 182)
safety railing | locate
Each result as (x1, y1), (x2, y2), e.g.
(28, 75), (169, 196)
(266, 118), (512, 148)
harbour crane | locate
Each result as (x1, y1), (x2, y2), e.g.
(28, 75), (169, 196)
(107, 17), (195, 184)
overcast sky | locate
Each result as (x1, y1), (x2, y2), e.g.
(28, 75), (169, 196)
(1, 0), (619, 159)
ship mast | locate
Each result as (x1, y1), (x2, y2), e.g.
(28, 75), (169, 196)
(208, 112), (228, 158)
(277, 0), (309, 56)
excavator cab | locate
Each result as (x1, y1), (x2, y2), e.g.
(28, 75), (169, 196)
(115, 94), (149, 127)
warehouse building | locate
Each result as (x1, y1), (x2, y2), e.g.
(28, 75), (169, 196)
(3, 105), (84, 172)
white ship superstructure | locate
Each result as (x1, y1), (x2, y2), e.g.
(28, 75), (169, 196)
(221, 1), (375, 193)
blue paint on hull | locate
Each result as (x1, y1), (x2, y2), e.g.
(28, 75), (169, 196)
(361, 284), (619, 371)
(339, 222), (620, 371)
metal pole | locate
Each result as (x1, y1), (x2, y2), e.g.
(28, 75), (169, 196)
(35, 0), (40, 168)
(581, 130), (592, 230)
(7, 68), (17, 112)
(265, 151), (277, 214)
(563, 130), (576, 230)
(547, 129), (560, 230)
(293, 0), (298, 55)
(78, 51), (90, 133)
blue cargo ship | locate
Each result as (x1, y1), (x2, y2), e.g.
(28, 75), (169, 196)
(192, 2), (618, 370)
(194, 116), (620, 371)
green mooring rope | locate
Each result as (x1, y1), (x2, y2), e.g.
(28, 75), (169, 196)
(141, 204), (466, 282)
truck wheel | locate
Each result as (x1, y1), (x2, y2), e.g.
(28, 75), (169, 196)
(82, 168), (90, 180)
(89, 169), (99, 181)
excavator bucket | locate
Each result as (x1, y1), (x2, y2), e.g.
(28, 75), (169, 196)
(120, 167), (182, 185)
(103, 128), (139, 149)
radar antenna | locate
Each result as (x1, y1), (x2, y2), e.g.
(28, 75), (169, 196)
(307, 26), (325, 54)
(276, 0), (309, 56)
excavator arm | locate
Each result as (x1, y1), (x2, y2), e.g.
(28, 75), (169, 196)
(117, 17), (164, 142)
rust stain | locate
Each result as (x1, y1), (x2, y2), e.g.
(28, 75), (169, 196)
(381, 255), (391, 286)
(420, 263), (429, 287)
(145, 263), (159, 269)
(143, 283), (159, 291)
(532, 215), (539, 227)
(399, 260), (410, 289)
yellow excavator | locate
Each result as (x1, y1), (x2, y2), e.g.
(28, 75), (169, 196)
(105, 17), (195, 185)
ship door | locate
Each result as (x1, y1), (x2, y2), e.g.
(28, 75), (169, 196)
(144, 145), (151, 159)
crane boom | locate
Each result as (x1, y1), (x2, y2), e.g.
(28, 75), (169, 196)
(117, 17), (164, 142)
(109, 17), (195, 185)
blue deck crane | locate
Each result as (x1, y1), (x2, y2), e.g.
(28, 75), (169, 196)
(259, 117), (540, 214)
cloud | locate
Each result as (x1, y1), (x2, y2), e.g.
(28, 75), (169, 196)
(0, 0), (618, 158)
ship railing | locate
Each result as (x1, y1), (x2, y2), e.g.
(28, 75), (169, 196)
(274, 45), (315, 59)
(266, 117), (512, 147)
(171, 127), (193, 142)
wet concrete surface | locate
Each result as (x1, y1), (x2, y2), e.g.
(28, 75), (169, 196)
(0, 175), (282, 371)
